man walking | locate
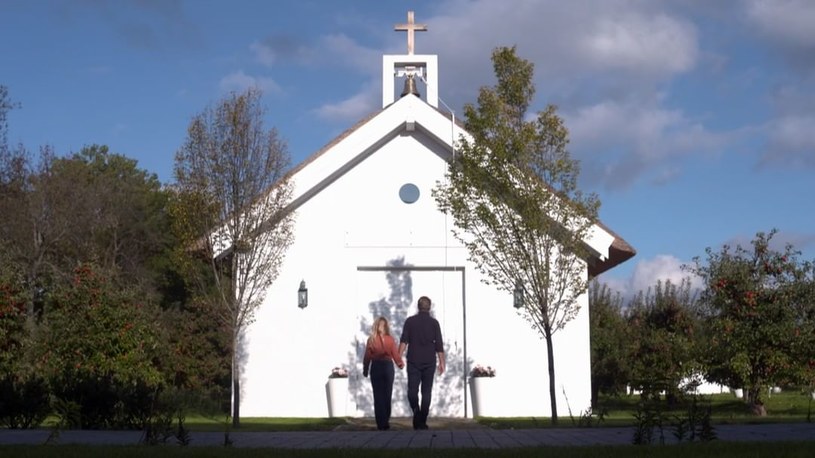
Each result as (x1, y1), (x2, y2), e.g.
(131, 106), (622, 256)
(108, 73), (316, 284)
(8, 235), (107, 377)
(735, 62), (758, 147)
(399, 296), (445, 430)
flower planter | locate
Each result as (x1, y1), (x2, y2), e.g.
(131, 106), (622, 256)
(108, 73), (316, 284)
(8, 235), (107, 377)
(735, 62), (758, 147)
(470, 376), (496, 417)
(326, 377), (348, 417)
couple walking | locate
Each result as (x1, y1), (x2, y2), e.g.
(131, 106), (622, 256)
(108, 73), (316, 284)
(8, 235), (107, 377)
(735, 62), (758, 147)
(362, 296), (445, 431)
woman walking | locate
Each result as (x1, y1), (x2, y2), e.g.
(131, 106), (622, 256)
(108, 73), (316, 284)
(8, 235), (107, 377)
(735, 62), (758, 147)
(362, 316), (404, 430)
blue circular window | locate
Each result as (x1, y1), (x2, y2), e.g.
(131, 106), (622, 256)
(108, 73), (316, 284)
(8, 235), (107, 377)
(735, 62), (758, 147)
(399, 183), (420, 204)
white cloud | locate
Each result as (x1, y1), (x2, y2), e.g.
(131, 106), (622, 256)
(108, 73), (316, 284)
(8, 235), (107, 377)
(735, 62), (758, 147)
(250, 35), (316, 67)
(723, 229), (815, 255)
(564, 97), (731, 189)
(250, 41), (277, 67)
(424, 0), (699, 92)
(746, 0), (815, 49)
(317, 34), (381, 74)
(580, 12), (697, 76)
(760, 115), (815, 167)
(313, 88), (378, 123)
(631, 255), (701, 294)
(299, 0), (701, 111)
(604, 255), (703, 301)
(219, 70), (282, 95)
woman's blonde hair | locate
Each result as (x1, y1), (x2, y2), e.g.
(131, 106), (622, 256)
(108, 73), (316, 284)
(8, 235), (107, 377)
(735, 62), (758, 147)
(369, 316), (390, 341)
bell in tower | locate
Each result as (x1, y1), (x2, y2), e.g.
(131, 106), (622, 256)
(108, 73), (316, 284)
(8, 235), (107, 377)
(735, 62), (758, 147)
(401, 74), (420, 98)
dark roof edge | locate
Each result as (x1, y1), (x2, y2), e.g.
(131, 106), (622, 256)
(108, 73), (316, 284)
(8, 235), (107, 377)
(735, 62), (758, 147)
(588, 220), (637, 277)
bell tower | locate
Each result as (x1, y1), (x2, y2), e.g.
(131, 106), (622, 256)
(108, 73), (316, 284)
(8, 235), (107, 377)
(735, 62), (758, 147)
(382, 11), (438, 108)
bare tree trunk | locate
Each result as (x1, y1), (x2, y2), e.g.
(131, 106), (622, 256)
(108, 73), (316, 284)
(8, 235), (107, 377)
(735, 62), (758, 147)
(232, 346), (241, 428)
(545, 331), (558, 424)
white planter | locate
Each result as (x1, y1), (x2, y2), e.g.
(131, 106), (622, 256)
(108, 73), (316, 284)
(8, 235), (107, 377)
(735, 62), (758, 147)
(470, 377), (497, 417)
(811, 391), (815, 401)
(733, 388), (744, 399)
(326, 377), (349, 417)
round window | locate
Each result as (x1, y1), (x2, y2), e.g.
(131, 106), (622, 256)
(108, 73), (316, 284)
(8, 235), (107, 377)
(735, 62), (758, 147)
(399, 183), (420, 204)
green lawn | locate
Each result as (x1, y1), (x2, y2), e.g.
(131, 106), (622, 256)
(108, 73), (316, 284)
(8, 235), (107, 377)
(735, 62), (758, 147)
(477, 391), (815, 429)
(183, 416), (347, 432)
(21, 391), (815, 435)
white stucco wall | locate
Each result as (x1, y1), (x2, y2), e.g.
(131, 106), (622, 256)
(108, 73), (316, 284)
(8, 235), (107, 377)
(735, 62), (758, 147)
(240, 98), (594, 419)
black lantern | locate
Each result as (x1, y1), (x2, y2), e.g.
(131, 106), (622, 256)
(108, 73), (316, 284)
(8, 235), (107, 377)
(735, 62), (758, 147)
(513, 279), (524, 309)
(298, 280), (308, 309)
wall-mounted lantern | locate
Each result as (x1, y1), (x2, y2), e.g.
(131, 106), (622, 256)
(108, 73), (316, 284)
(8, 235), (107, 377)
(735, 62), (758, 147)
(298, 280), (308, 309)
(513, 279), (524, 309)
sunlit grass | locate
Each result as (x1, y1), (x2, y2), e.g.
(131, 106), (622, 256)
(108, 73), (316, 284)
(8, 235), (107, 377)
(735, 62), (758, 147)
(477, 391), (815, 429)
(183, 416), (346, 432)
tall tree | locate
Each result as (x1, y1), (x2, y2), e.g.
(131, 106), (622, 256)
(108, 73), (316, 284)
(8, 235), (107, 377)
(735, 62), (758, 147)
(434, 47), (599, 423)
(687, 230), (813, 415)
(1, 144), (174, 316)
(172, 88), (294, 427)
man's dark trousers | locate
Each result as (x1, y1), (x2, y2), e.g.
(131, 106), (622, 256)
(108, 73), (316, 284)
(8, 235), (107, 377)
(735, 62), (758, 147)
(370, 360), (395, 430)
(407, 360), (435, 428)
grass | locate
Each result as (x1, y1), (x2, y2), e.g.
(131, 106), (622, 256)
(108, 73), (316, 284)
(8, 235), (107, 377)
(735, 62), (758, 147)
(27, 392), (815, 433)
(1, 442), (815, 458)
(183, 416), (347, 432)
(477, 391), (815, 429)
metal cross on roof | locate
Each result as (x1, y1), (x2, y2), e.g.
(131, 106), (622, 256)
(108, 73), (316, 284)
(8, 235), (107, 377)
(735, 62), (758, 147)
(394, 11), (427, 55)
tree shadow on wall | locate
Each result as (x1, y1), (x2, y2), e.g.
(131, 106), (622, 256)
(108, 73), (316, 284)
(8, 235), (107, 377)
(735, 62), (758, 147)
(346, 257), (467, 417)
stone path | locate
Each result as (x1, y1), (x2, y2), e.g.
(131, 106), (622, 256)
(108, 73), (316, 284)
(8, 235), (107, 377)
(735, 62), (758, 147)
(1, 422), (813, 449)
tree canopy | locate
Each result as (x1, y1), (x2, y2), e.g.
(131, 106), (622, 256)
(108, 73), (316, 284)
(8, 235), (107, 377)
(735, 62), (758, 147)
(434, 46), (599, 423)
(172, 87), (295, 427)
(687, 230), (815, 414)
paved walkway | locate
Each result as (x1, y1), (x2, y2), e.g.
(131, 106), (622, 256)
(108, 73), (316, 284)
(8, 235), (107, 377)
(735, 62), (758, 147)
(1, 423), (814, 448)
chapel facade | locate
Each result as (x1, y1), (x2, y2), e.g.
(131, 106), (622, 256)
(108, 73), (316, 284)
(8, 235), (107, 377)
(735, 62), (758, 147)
(239, 11), (635, 419)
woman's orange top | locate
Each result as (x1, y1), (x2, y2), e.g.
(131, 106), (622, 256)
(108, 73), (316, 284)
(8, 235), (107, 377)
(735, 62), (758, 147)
(363, 334), (404, 373)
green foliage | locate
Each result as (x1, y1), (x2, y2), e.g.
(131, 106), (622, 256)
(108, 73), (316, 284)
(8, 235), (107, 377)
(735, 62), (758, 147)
(632, 394), (716, 445)
(1, 87), (231, 430)
(37, 264), (166, 428)
(0, 265), (50, 429)
(688, 230), (815, 412)
(46, 145), (174, 288)
(173, 87), (295, 426)
(160, 300), (231, 394)
(672, 394), (716, 443)
(434, 46), (599, 424)
(45, 395), (82, 443)
(632, 398), (667, 445)
(626, 279), (701, 403)
(0, 268), (28, 372)
(1, 141), (178, 323)
(589, 281), (629, 405)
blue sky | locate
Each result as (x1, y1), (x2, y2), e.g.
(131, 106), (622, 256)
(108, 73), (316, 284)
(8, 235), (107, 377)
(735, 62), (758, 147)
(2, 0), (814, 298)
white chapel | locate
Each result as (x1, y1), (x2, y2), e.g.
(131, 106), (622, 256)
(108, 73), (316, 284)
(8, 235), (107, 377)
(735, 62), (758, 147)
(240, 12), (635, 419)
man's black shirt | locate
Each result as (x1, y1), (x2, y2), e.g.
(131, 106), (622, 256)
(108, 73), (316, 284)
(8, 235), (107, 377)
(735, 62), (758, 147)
(400, 311), (444, 364)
